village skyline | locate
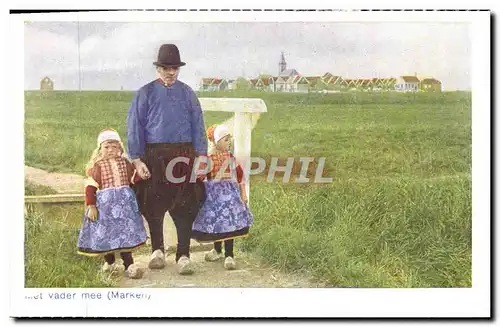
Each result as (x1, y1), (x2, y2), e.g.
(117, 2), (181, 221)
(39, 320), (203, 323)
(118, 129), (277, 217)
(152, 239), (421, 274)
(25, 21), (471, 91)
(198, 51), (443, 93)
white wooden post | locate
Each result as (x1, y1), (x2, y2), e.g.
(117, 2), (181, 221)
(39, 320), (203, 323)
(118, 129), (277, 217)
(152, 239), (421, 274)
(233, 112), (252, 204)
(199, 98), (267, 205)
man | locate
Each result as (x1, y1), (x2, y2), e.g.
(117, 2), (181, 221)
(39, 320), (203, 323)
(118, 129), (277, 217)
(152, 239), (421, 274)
(127, 44), (207, 275)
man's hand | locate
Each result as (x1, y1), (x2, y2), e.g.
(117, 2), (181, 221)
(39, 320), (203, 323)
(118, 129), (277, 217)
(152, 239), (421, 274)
(87, 205), (98, 221)
(132, 159), (151, 179)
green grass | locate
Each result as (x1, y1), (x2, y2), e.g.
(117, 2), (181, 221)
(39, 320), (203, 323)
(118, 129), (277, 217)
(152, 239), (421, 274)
(241, 175), (471, 287)
(24, 91), (233, 174)
(24, 182), (116, 288)
(24, 180), (58, 196)
(24, 90), (472, 287)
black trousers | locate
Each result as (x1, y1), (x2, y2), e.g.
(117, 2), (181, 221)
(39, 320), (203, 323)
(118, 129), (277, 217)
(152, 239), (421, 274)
(104, 252), (133, 270)
(214, 239), (234, 258)
(134, 143), (206, 263)
(144, 200), (201, 262)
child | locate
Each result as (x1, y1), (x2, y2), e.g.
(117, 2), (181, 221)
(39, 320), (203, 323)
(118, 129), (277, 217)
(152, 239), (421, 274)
(191, 124), (254, 270)
(77, 128), (149, 279)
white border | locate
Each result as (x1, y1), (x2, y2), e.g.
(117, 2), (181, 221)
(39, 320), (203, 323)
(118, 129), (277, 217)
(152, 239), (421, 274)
(5, 0), (498, 10)
(6, 8), (490, 318)
(20, 10), (487, 22)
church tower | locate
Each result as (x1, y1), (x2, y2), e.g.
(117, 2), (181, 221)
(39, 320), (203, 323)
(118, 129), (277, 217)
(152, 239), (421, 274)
(279, 51), (287, 74)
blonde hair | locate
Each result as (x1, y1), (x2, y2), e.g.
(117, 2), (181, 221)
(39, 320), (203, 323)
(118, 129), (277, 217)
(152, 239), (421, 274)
(84, 129), (130, 176)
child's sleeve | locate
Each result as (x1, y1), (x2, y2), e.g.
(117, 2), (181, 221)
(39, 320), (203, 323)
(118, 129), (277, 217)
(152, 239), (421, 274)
(84, 164), (101, 206)
(236, 162), (248, 203)
(236, 164), (244, 184)
(196, 154), (211, 181)
(230, 153), (245, 184)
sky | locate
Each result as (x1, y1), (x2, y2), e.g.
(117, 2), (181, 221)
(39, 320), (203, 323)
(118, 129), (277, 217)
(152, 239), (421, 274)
(24, 21), (471, 91)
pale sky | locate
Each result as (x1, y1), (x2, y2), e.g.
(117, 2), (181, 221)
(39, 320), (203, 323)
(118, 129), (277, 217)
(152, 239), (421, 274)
(24, 21), (471, 91)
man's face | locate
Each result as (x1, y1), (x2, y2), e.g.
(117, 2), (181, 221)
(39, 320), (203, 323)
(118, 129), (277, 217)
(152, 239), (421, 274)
(157, 66), (179, 86)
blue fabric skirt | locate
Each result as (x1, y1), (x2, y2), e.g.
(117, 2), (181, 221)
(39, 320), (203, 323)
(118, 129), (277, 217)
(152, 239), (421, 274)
(77, 186), (147, 256)
(191, 179), (253, 243)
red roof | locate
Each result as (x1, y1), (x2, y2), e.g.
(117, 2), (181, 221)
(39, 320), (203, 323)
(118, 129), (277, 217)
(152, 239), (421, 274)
(304, 76), (322, 84)
(420, 78), (441, 84)
(201, 78), (214, 85)
(327, 76), (342, 84)
(400, 76), (420, 83)
(261, 78), (276, 86)
(380, 78), (396, 85)
(291, 75), (303, 84)
(322, 72), (333, 79)
(201, 78), (227, 85)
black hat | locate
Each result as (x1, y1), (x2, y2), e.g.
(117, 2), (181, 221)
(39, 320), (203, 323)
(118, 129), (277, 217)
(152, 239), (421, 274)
(153, 44), (186, 68)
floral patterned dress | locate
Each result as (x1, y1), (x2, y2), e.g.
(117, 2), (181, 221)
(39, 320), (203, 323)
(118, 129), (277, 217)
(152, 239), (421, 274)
(77, 156), (147, 256)
(191, 151), (254, 243)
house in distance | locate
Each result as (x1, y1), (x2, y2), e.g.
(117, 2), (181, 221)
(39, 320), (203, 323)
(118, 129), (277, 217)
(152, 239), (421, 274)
(40, 76), (54, 91)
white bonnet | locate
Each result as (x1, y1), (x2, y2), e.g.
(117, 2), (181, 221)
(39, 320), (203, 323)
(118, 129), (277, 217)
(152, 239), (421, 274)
(97, 129), (121, 146)
(213, 124), (230, 144)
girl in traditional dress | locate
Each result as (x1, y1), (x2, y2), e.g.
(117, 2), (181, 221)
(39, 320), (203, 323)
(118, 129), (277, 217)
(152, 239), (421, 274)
(77, 128), (148, 279)
(191, 124), (254, 270)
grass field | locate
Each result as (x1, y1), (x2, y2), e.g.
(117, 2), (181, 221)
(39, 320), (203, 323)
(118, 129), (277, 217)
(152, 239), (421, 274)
(24, 90), (472, 287)
(25, 182), (116, 288)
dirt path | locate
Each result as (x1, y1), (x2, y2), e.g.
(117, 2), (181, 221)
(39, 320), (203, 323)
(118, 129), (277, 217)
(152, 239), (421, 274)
(119, 250), (324, 288)
(25, 165), (84, 193)
(25, 165), (325, 288)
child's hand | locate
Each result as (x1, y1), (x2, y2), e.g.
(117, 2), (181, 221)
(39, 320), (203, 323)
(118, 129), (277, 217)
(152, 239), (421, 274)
(239, 184), (248, 205)
(87, 205), (98, 221)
